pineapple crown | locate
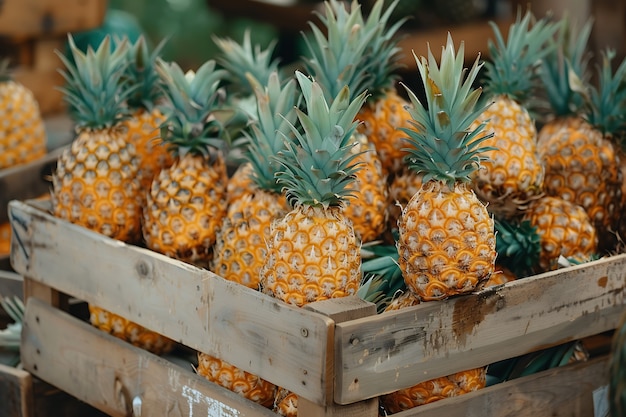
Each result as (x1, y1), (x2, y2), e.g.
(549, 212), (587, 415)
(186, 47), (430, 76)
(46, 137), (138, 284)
(274, 71), (367, 209)
(56, 35), (135, 130)
(119, 35), (167, 111)
(157, 59), (228, 159)
(539, 17), (593, 117)
(359, 240), (406, 313)
(212, 29), (280, 98)
(244, 71), (300, 193)
(483, 10), (559, 104)
(359, 0), (406, 101)
(494, 218), (540, 279)
(301, 0), (378, 101)
(401, 34), (494, 188)
(575, 49), (626, 137)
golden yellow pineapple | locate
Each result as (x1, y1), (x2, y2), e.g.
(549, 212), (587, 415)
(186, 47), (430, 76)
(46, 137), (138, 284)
(397, 36), (496, 301)
(52, 35), (172, 354)
(120, 36), (173, 191)
(195, 354), (277, 408)
(540, 50), (626, 253)
(0, 60), (46, 170)
(259, 71), (366, 307)
(522, 195), (597, 272)
(226, 161), (256, 204)
(211, 71), (296, 288)
(273, 388), (298, 417)
(471, 12), (558, 218)
(142, 59), (229, 268)
(301, 0), (389, 243)
(51, 35), (142, 243)
(387, 167), (423, 234)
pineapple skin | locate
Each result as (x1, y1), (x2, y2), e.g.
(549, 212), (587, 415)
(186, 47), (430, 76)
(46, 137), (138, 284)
(387, 167), (424, 233)
(357, 89), (414, 177)
(538, 121), (622, 251)
(143, 152), (228, 267)
(343, 136), (389, 244)
(51, 128), (143, 243)
(0, 222), (10, 255)
(522, 196), (598, 272)
(211, 190), (288, 289)
(471, 96), (545, 218)
(397, 181), (496, 301)
(122, 107), (174, 191)
(0, 80), (47, 169)
(259, 205), (361, 307)
(226, 162), (256, 205)
(196, 352), (277, 408)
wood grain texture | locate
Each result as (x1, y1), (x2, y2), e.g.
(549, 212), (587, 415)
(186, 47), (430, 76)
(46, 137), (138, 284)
(334, 254), (626, 403)
(21, 298), (276, 417)
(9, 200), (334, 405)
(0, 363), (32, 417)
(391, 355), (610, 417)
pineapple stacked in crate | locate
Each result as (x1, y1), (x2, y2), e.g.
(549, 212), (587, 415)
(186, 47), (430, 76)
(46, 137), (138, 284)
(0, 0), (107, 263)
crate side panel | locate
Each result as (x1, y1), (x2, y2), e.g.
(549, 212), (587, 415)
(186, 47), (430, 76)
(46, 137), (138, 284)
(392, 355), (609, 417)
(0, 363), (32, 417)
(21, 298), (278, 417)
(335, 255), (626, 403)
(9, 200), (332, 404)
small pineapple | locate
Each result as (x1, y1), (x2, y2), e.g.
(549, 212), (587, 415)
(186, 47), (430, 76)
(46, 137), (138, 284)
(120, 36), (174, 191)
(259, 70), (366, 307)
(0, 59), (47, 170)
(540, 49), (626, 252)
(472, 11), (558, 218)
(397, 35), (496, 301)
(301, 0), (389, 243)
(142, 59), (229, 267)
(522, 195), (598, 272)
(52, 35), (142, 243)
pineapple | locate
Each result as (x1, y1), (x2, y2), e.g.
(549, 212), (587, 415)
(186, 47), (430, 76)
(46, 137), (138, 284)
(536, 17), (593, 147)
(301, 0), (389, 243)
(397, 35), (496, 301)
(259, 70), (366, 307)
(472, 11), (558, 218)
(52, 35), (142, 243)
(0, 59), (47, 170)
(540, 49), (626, 252)
(52, 36), (173, 354)
(0, 222), (10, 255)
(120, 36), (174, 191)
(142, 59), (229, 267)
(211, 71), (297, 289)
(522, 196), (598, 272)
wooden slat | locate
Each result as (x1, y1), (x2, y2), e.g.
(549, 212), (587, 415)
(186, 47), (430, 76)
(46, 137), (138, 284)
(334, 254), (626, 403)
(395, 355), (610, 417)
(21, 298), (277, 417)
(0, 0), (107, 37)
(0, 363), (33, 417)
(9, 200), (334, 405)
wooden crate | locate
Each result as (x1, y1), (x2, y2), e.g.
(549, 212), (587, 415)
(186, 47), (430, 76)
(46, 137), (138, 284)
(7, 198), (623, 416)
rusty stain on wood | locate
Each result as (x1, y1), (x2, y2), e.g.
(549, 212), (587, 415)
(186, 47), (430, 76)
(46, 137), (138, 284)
(598, 275), (608, 288)
(451, 289), (504, 346)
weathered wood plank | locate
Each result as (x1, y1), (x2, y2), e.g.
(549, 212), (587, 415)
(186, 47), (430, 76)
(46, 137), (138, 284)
(335, 254), (626, 403)
(0, 363), (33, 417)
(21, 298), (277, 417)
(9, 200), (334, 405)
(393, 355), (610, 417)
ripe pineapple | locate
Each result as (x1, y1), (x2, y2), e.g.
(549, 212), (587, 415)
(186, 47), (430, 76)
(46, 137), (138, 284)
(536, 17), (593, 147)
(540, 50), (626, 252)
(142, 59), (229, 267)
(522, 196), (598, 272)
(301, 0), (389, 243)
(211, 71), (296, 288)
(0, 59), (47, 170)
(354, 0), (414, 178)
(120, 36), (174, 191)
(52, 35), (142, 243)
(397, 35), (496, 301)
(259, 70), (366, 307)
(52, 36), (173, 354)
(472, 12), (558, 218)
